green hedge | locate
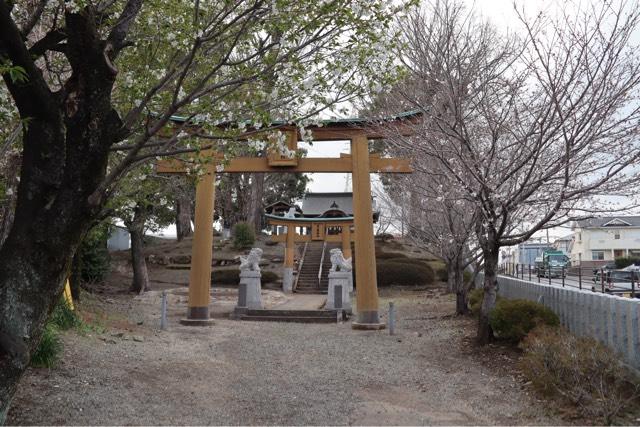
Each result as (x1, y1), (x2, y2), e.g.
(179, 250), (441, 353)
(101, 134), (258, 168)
(614, 257), (640, 269)
(489, 299), (559, 342)
(376, 251), (409, 260)
(376, 259), (434, 287)
(211, 269), (278, 285)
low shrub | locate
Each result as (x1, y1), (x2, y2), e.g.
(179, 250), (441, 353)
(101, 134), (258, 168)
(76, 224), (111, 283)
(211, 269), (279, 285)
(489, 299), (559, 342)
(468, 288), (484, 315)
(614, 257), (640, 269)
(31, 324), (62, 368)
(437, 268), (448, 282)
(463, 270), (472, 284)
(375, 233), (394, 242)
(261, 271), (279, 283)
(376, 259), (434, 287)
(232, 222), (255, 249)
(50, 298), (82, 330)
(520, 326), (640, 424)
(376, 251), (408, 260)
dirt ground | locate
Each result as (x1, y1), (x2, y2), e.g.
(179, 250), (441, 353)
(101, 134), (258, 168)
(6, 283), (566, 425)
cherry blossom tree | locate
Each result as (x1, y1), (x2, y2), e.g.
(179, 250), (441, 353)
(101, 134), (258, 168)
(382, 0), (640, 343)
(0, 0), (413, 418)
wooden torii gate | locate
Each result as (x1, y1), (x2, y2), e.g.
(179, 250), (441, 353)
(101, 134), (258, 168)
(157, 116), (414, 329)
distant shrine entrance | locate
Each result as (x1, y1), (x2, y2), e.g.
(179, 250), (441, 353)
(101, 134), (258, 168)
(157, 114), (415, 329)
(265, 192), (380, 294)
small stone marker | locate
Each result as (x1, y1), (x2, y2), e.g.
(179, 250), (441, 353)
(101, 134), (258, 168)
(160, 291), (168, 330)
(388, 302), (396, 335)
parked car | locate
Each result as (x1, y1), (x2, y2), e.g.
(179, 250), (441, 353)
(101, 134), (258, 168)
(592, 262), (616, 275)
(592, 269), (640, 295)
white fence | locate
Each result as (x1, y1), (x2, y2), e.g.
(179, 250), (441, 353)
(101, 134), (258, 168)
(477, 273), (640, 369)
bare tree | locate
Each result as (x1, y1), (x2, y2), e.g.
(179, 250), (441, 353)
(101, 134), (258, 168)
(385, 0), (640, 343)
(378, 167), (479, 314)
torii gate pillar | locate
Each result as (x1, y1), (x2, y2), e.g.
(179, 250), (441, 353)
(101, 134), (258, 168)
(351, 134), (384, 329)
(180, 165), (216, 325)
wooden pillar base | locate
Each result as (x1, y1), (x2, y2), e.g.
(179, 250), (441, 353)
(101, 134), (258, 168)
(180, 306), (215, 326)
(352, 310), (385, 330)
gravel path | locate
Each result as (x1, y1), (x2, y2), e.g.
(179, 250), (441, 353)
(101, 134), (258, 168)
(7, 288), (562, 425)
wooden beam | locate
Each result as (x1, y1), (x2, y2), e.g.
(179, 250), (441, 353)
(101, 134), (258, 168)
(270, 234), (311, 243)
(158, 156), (411, 174)
(269, 233), (353, 243)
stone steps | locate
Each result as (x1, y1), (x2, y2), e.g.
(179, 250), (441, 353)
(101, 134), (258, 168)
(236, 309), (342, 323)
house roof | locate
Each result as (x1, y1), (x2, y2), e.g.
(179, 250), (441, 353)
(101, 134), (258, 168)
(301, 192), (354, 216)
(575, 216), (640, 228)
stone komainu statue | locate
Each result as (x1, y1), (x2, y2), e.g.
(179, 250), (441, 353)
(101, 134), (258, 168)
(238, 248), (263, 271)
(329, 248), (352, 272)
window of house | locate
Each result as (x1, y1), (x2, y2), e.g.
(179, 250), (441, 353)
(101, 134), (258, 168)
(615, 231), (621, 239)
(592, 250), (605, 261)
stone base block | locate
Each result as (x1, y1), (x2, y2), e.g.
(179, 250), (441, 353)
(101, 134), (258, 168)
(352, 321), (386, 330)
(327, 271), (352, 312)
(238, 270), (263, 309)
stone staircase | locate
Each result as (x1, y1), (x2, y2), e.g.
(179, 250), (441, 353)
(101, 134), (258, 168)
(295, 241), (340, 294)
(235, 309), (343, 323)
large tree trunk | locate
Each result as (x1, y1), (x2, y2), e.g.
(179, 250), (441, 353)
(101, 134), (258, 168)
(69, 253), (83, 301)
(175, 192), (193, 241)
(246, 173), (265, 233)
(0, 5), (126, 419)
(477, 244), (500, 344)
(0, 151), (20, 247)
(128, 208), (149, 294)
(447, 255), (468, 315)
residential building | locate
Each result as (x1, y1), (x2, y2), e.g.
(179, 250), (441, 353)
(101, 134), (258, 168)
(571, 216), (640, 267)
(552, 234), (573, 255)
(503, 242), (552, 266)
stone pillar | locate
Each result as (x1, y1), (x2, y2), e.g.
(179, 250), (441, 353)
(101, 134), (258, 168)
(181, 165), (216, 325)
(327, 271), (352, 312)
(351, 134), (384, 329)
(239, 270), (263, 309)
(283, 225), (295, 293)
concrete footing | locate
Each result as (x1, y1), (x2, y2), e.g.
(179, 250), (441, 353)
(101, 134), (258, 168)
(180, 306), (215, 326)
(352, 310), (385, 330)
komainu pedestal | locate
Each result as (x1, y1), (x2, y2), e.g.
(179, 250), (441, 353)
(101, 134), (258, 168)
(234, 248), (264, 316)
(327, 271), (352, 313)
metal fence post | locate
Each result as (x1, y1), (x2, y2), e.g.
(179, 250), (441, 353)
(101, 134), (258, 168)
(632, 272), (636, 299)
(578, 266), (582, 290)
(601, 268), (605, 293)
(528, 264), (531, 281)
(562, 266), (565, 287)
(548, 263), (552, 286)
(160, 291), (168, 330)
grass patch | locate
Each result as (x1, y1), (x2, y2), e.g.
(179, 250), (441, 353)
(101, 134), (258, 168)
(31, 323), (62, 368)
